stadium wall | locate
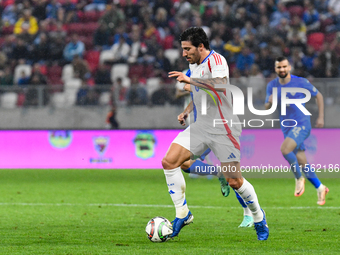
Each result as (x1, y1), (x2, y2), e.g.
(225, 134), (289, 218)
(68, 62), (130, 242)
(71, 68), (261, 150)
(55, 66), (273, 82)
(1, 129), (339, 170)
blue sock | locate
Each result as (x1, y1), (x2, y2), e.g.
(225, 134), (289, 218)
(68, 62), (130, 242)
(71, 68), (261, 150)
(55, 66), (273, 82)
(302, 163), (322, 189)
(182, 160), (217, 176)
(234, 189), (247, 208)
(283, 152), (302, 179)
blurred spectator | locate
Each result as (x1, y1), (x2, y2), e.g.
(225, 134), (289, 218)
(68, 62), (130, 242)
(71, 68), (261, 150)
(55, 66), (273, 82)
(72, 55), (91, 81)
(256, 16), (274, 43)
(151, 83), (171, 105)
(0, 67), (14, 86)
(302, 45), (317, 72)
(2, 2), (19, 26)
(289, 48), (305, 74)
(84, 0), (107, 12)
(330, 32), (340, 58)
(303, 1), (320, 34)
(17, 70), (30, 86)
(31, 33), (50, 63)
(275, 17), (290, 40)
(61, 0), (77, 24)
(30, 63), (47, 84)
(256, 47), (274, 77)
(240, 21), (256, 40)
(211, 35), (226, 57)
(269, 35), (286, 57)
(49, 37), (65, 64)
(109, 36), (130, 64)
(287, 16), (307, 44)
(318, 43), (339, 78)
(76, 83), (99, 105)
(269, 2), (290, 28)
(46, 0), (63, 22)
(144, 34), (161, 63)
(236, 47), (255, 75)
(224, 29), (244, 63)
(287, 33), (306, 54)
(93, 23), (111, 50)
(153, 48), (172, 78)
(233, 7), (247, 29)
(310, 57), (326, 78)
(48, 22), (67, 41)
(94, 64), (111, 85)
(127, 26), (147, 64)
(14, 9), (39, 41)
(230, 68), (248, 93)
(124, 0), (140, 23)
(0, 51), (8, 70)
(154, 7), (169, 40)
(12, 38), (29, 61)
(100, 3), (125, 35)
(1, 35), (15, 59)
(63, 34), (85, 62)
(24, 72), (49, 106)
(126, 76), (148, 106)
(32, 0), (48, 21)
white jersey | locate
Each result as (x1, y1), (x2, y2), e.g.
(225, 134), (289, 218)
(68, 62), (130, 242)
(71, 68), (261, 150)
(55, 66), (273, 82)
(189, 50), (242, 145)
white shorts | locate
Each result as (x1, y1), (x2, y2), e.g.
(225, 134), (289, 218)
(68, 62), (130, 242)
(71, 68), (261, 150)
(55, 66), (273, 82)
(172, 126), (240, 163)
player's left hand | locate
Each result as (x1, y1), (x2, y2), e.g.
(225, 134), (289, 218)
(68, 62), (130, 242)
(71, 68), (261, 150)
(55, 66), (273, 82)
(168, 71), (190, 84)
(315, 117), (324, 128)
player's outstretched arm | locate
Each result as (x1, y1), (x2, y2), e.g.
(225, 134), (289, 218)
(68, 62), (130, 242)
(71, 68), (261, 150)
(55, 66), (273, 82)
(315, 92), (324, 128)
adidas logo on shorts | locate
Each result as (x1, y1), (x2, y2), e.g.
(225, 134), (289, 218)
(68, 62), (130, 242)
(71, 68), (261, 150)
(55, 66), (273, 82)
(227, 153), (237, 160)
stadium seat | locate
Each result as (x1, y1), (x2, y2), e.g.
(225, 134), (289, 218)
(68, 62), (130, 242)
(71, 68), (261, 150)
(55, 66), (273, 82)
(84, 50), (100, 72)
(99, 50), (114, 64)
(122, 77), (131, 88)
(288, 5), (304, 18)
(111, 64), (129, 82)
(128, 64), (144, 79)
(98, 91), (111, 105)
(325, 32), (336, 43)
(14, 64), (32, 84)
(64, 78), (82, 106)
(81, 22), (100, 36)
(79, 11), (104, 23)
(66, 23), (83, 35)
(0, 92), (18, 109)
(62, 64), (74, 82)
(307, 32), (325, 51)
(146, 77), (161, 97)
(164, 49), (180, 66)
(80, 36), (94, 50)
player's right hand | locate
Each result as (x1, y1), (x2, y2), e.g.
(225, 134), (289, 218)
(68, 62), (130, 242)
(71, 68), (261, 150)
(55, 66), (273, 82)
(178, 112), (188, 126)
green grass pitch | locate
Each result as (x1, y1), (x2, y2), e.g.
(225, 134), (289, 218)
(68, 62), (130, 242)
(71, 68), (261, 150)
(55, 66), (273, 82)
(0, 169), (339, 254)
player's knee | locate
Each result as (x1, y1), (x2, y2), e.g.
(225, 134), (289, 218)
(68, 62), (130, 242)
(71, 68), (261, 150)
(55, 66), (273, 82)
(162, 157), (177, 170)
(280, 145), (291, 155)
(227, 178), (242, 190)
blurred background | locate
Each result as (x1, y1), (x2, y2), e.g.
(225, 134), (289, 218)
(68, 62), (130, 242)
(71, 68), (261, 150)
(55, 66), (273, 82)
(0, 0), (339, 130)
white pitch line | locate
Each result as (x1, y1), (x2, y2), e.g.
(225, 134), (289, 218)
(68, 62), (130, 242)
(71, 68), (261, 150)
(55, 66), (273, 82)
(0, 203), (339, 210)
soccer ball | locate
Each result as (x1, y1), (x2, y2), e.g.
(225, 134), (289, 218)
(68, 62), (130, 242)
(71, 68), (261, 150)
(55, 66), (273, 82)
(145, 216), (173, 242)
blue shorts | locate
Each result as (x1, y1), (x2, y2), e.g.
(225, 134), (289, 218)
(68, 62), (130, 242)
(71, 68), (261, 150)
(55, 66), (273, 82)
(283, 126), (311, 154)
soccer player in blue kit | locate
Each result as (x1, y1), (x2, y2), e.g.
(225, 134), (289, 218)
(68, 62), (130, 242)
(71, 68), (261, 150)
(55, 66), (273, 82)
(265, 56), (329, 205)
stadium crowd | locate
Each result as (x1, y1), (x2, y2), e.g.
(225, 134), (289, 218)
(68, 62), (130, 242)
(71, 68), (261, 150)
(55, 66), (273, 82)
(0, 0), (339, 107)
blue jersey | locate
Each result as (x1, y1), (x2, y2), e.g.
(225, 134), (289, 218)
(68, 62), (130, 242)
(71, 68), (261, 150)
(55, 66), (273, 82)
(265, 75), (318, 133)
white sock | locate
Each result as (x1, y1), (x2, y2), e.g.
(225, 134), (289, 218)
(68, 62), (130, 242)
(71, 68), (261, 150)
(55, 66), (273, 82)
(164, 167), (189, 218)
(243, 207), (252, 217)
(236, 178), (264, 222)
(317, 184), (325, 192)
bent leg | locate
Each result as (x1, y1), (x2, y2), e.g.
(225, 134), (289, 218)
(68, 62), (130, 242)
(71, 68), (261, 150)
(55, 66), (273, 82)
(281, 137), (302, 179)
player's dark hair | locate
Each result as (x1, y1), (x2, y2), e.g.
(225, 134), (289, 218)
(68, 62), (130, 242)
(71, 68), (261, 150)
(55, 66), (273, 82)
(275, 56), (288, 62)
(180, 27), (210, 50)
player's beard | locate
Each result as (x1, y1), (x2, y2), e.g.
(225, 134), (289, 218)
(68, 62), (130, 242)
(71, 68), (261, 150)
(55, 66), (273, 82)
(278, 72), (288, 78)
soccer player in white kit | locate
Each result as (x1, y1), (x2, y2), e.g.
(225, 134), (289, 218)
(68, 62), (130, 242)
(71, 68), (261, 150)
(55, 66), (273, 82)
(163, 27), (269, 240)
